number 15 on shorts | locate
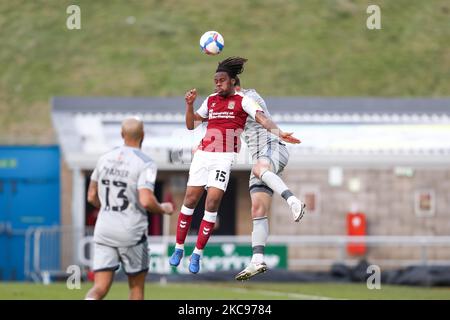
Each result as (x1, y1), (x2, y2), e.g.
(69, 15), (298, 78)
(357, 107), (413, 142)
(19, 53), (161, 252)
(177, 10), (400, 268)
(215, 170), (227, 182)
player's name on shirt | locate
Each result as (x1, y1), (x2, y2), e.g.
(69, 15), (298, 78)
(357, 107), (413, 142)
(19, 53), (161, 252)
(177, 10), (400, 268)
(100, 166), (130, 178)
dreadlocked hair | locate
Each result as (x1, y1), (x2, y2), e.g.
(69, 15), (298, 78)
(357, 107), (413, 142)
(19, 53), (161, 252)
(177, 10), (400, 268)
(216, 57), (248, 79)
(234, 76), (240, 87)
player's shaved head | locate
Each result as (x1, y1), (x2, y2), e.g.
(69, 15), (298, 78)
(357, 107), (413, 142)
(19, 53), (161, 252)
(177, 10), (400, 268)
(121, 117), (144, 147)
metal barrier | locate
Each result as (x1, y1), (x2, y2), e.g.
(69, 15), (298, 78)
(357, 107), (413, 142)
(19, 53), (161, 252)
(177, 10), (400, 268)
(25, 226), (93, 282)
(24, 225), (450, 282)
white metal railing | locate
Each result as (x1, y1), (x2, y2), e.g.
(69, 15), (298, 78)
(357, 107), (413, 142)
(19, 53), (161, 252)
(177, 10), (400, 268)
(25, 225), (450, 282)
(24, 225), (93, 281)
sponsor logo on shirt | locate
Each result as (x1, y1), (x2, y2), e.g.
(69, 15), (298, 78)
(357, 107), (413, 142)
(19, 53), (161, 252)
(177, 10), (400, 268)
(209, 111), (236, 119)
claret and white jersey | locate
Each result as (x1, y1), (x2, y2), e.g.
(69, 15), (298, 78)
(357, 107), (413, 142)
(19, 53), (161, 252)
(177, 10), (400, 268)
(91, 145), (157, 247)
(187, 91), (263, 191)
(196, 91), (263, 153)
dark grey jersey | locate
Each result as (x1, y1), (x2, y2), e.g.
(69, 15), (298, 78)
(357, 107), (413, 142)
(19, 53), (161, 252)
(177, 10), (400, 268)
(91, 146), (157, 247)
(241, 89), (280, 157)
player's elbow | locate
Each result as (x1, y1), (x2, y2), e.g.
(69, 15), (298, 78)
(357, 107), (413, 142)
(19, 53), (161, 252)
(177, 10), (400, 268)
(255, 114), (265, 126)
(139, 195), (153, 210)
(139, 191), (159, 212)
(259, 117), (270, 129)
(87, 191), (97, 207)
(186, 120), (195, 130)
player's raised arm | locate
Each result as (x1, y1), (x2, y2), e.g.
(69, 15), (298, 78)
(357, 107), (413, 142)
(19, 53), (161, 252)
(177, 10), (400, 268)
(185, 89), (207, 130)
(255, 111), (301, 144)
(242, 95), (301, 144)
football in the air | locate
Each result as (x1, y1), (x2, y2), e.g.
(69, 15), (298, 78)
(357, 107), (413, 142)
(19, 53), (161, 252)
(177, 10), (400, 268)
(199, 31), (224, 55)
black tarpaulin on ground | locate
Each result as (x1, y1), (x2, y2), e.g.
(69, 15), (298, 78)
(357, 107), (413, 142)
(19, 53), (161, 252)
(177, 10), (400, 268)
(141, 260), (450, 286)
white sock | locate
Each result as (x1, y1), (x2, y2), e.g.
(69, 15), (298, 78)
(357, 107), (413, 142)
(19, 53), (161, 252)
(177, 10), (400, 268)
(181, 205), (195, 216)
(203, 210), (218, 223)
(251, 253), (264, 264)
(175, 206), (195, 251)
(193, 247), (203, 256)
(251, 217), (268, 264)
(260, 170), (289, 196)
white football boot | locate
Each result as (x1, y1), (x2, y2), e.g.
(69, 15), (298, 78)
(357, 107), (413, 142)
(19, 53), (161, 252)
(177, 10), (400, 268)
(289, 197), (306, 222)
(235, 262), (268, 281)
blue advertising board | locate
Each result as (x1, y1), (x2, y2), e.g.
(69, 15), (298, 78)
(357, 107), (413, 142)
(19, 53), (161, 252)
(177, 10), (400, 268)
(0, 146), (60, 280)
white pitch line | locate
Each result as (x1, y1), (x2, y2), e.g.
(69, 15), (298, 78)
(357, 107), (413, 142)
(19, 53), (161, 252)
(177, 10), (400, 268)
(209, 285), (339, 300)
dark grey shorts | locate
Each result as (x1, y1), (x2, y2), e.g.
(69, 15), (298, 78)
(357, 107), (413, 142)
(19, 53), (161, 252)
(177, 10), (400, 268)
(249, 141), (290, 196)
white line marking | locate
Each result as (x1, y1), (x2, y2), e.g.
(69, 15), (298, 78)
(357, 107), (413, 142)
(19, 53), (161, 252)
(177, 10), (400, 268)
(228, 287), (337, 300)
(200, 284), (340, 300)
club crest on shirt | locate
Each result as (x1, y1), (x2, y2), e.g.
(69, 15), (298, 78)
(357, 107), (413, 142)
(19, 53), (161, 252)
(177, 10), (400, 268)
(228, 101), (235, 110)
(211, 102), (216, 108)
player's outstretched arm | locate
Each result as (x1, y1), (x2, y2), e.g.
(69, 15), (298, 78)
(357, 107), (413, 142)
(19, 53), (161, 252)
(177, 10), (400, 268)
(255, 111), (301, 144)
(87, 181), (101, 209)
(138, 189), (174, 215)
(185, 89), (206, 130)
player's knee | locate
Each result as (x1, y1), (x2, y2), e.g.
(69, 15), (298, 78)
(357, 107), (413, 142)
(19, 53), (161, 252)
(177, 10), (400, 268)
(205, 197), (221, 212)
(93, 285), (109, 299)
(252, 166), (261, 178)
(251, 202), (267, 218)
(253, 162), (271, 178)
(183, 194), (198, 208)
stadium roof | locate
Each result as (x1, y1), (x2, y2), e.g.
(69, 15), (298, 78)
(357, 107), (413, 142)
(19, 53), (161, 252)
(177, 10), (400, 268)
(52, 97), (450, 169)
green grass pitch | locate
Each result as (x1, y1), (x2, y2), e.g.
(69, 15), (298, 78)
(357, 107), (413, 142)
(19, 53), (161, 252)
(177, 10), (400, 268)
(1, 282), (449, 300)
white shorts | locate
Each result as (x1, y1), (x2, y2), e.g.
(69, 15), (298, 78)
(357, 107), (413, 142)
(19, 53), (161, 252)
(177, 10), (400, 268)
(187, 150), (235, 191)
(93, 238), (149, 275)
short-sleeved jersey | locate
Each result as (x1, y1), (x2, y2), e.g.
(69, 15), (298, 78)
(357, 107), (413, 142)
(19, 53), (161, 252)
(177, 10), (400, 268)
(241, 89), (279, 157)
(90, 145), (157, 247)
(196, 92), (263, 153)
